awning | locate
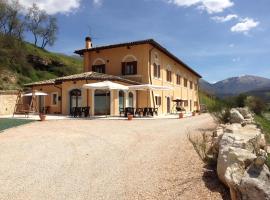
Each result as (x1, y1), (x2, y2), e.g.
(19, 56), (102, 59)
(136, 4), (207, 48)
(128, 84), (173, 91)
(23, 91), (48, 96)
(82, 81), (129, 90)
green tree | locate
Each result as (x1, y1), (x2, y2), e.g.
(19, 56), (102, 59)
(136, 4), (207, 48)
(40, 16), (58, 49)
(25, 3), (47, 46)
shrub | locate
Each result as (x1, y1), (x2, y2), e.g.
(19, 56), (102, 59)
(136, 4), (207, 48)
(245, 96), (266, 115)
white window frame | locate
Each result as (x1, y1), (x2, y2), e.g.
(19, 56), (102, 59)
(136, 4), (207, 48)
(51, 92), (58, 106)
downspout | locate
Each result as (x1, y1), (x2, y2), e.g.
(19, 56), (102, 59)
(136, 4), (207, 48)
(54, 83), (62, 114)
(149, 47), (155, 108)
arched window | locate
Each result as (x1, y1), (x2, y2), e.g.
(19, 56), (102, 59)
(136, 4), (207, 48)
(122, 55), (137, 75)
(69, 89), (82, 113)
(128, 92), (134, 107)
(119, 90), (125, 111)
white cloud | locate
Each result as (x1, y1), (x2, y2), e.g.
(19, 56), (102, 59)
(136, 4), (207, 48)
(166, 0), (234, 13)
(211, 14), (238, 23)
(231, 18), (259, 34)
(93, 0), (102, 6)
(229, 43), (235, 48)
(8, 0), (81, 15)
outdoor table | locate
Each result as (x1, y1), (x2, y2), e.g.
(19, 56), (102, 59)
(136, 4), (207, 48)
(71, 107), (90, 118)
(124, 107), (135, 117)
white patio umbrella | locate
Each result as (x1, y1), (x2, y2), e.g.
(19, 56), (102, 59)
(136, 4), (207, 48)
(128, 84), (173, 107)
(23, 91), (48, 96)
(82, 81), (129, 116)
(82, 81), (129, 90)
(128, 84), (173, 91)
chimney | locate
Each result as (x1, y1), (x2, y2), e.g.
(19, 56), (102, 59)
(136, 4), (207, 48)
(85, 36), (92, 49)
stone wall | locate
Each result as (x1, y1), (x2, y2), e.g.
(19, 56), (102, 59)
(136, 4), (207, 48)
(209, 107), (270, 200)
(0, 90), (18, 115)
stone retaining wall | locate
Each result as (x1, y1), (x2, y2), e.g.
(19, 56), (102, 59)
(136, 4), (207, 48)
(210, 107), (270, 200)
(0, 90), (18, 115)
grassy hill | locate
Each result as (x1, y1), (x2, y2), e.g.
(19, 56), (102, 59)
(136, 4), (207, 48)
(199, 91), (226, 112)
(0, 34), (83, 90)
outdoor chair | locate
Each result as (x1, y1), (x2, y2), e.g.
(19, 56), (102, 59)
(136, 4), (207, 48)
(82, 107), (90, 117)
(135, 108), (144, 117)
(153, 108), (158, 116)
(72, 107), (83, 117)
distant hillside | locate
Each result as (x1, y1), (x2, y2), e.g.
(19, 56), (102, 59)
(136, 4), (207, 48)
(199, 79), (216, 94)
(200, 75), (270, 101)
(246, 87), (270, 102)
(0, 35), (83, 90)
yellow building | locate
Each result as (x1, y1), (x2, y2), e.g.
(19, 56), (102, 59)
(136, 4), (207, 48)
(25, 37), (202, 116)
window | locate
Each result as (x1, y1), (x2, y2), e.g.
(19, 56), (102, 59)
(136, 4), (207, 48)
(155, 96), (161, 106)
(51, 92), (58, 106)
(122, 61), (137, 75)
(190, 81), (193, 89)
(194, 101), (198, 106)
(184, 100), (188, 107)
(166, 70), (172, 82)
(176, 74), (181, 85)
(184, 78), (188, 87)
(92, 64), (105, 73)
(195, 83), (198, 91)
(128, 92), (134, 107)
(153, 63), (161, 78)
(119, 90), (125, 111)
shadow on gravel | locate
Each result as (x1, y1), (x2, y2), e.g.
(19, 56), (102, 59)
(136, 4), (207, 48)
(202, 164), (231, 200)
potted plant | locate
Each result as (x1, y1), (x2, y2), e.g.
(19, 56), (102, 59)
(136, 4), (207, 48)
(127, 113), (133, 120)
(179, 112), (184, 119)
(192, 111), (196, 116)
(39, 112), (46, 121)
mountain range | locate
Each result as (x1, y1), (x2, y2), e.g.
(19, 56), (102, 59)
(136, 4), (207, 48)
(199, 75), (270, 101)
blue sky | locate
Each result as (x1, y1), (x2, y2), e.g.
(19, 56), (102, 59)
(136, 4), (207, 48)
(18, 0), (270, 82)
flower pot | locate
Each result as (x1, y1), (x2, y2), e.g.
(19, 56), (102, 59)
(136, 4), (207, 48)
(192, 112), (196, 116)
(179, 113), (184, 119)
(39, 114), (46, 121)
(127, 114), (133, 120)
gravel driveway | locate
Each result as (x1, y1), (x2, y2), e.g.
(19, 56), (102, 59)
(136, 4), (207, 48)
(0, 114), (226, 200)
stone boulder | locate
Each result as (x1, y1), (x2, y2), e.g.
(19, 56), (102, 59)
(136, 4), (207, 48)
(238, 164), (270, 200)
(214, 109), (270, 200)
(236, 107), (250, 118)
(230, 108), (245, 124)
(217, 133), (258, 185)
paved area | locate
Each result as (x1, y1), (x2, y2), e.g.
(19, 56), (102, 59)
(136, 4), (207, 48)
(0, 114), (227, 200)
(1, 112), (194, 121)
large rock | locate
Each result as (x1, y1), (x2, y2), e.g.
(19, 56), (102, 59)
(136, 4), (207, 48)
(236, 107), (250, 118)
(238, 164), (270, 200)
(215, 110), (270, 200)
(230, 108), (245, 124)
(217, 133), (258, 185)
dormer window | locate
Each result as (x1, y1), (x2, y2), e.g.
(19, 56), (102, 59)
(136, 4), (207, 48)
(122, 61), (137, 75)
(92, 64), (105, 73)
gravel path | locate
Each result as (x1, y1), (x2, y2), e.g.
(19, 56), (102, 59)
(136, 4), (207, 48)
(0, 114), (227, 200)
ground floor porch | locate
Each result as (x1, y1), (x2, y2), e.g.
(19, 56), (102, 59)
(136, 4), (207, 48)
(23, 72), (200, 117)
